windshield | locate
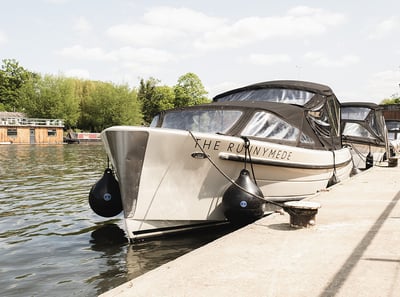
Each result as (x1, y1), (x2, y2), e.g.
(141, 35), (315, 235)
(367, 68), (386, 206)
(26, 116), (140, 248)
(343, 122), (374, 139)
(341, 107), (371, 120)
(241, 111), (315, 144)
(215, 88), (315, 105)
(160, 109), (242, 133)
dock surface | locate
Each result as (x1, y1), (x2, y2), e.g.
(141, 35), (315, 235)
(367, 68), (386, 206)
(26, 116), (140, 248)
(100, 165), (400, 297)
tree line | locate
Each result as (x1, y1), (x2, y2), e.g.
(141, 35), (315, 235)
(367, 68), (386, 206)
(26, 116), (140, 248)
(0, 59), (210, 132)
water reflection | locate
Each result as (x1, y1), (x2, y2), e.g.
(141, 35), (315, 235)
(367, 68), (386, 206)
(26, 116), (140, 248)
(0, 144), (240, 297)
(90, 223), (128, 248)
(89, 223), (129, 295)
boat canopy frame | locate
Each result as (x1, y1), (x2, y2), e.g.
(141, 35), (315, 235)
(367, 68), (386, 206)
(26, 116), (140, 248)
(212, 80), (342, 150)
(341, 102), (387, 146)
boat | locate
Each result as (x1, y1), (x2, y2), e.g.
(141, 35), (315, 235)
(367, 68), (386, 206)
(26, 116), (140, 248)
(341, 102), (391, 169)
(384, 119), (400, 155)
(89, 80), (353, 242)
(63, 131), (80, 144)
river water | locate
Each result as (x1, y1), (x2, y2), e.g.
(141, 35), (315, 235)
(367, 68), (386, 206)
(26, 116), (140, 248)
(0, 144), (237, 297)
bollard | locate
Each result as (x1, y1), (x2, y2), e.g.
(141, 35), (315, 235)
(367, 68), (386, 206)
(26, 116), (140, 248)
(388, 157), (398, 167)
(283, 201), (321, 228)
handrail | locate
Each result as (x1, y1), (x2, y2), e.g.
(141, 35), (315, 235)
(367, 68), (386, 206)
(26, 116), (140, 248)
(0, 117), (64, 127)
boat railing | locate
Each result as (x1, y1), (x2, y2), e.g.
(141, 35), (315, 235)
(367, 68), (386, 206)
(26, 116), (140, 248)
(0, 117), (64, 127)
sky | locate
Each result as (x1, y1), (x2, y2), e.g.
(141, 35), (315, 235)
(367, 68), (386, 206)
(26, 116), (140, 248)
(1, 0), (400, 103)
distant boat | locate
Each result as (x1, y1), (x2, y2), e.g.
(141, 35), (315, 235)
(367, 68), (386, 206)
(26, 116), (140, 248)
(90, 80), (353, 242)
(385, 119), (400, 155)
(64, 132), (80, 144)
(341, 102), (391, 169)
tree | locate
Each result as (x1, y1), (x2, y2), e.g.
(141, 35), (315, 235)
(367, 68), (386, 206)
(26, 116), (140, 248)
(173, 72), (210, 108)
(1, 59), (210, 131)
(81, 81), (141, 132)
(138, 77), (175, 125)
(0, 59), (37, 111)
(19, 75), (80, 128)
(381, 93), (400, 105)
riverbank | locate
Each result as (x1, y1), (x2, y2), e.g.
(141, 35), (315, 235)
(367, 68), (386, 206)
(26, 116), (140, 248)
(100, 163), (400, 297)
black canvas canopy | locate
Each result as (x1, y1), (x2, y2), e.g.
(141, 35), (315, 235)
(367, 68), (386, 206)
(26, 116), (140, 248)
(154, 99), (340, 150)
(209, 101), (324, 149)
(341, 102), (383, 111)
(341, 102), (387, 145)
(213, 80), (334, 102)
(212, 80), (342, 150)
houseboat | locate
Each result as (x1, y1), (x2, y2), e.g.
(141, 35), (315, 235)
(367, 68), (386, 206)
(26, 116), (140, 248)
(0, 112), (64, 144)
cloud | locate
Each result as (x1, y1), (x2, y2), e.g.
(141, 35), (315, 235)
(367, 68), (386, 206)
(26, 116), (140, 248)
(194, 6), (345, 50)
(106, 6), (226, 47)
(368, 17), (400, 39)
(304, 52), (360, 67)
(143, 6), (226, 32)
(245, 53), (292, 65)
(287, 6), (344, 26)
(110, 47), (174, 64)
(43, 0), (70, 3)
(64, 68), (90, 79)
(58, 45), (112, 61)
(105, 5), (345, 51)
(0, 30), (7, 43)
(74, 16), (92, 34)
(58, 45), (174, 66)
(106, 24), (183, 47)
(367, 70), (400, 100)
(207, 81), (240, 98)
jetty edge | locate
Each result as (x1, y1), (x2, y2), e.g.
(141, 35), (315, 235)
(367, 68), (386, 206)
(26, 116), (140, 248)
(100, 164), (400, 297)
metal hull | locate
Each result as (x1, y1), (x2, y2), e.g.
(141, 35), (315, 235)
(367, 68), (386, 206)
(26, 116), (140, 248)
(102, 126), (353, 241)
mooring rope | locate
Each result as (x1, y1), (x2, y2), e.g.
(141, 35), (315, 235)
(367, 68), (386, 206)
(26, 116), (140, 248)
(348, 143), (367, 162)
(188, 131), (284, 208)
(241, 136), (258, 186)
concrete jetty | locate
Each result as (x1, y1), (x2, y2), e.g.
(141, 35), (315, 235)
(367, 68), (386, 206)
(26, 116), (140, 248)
(100, 164), (400, 297)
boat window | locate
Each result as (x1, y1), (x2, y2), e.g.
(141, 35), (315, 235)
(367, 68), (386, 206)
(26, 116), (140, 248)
(369, 115), (382, 137)
(343, 122), (374, 139)
(308, 106), (332, 139)
(386, 121), (400, 130)
(341, 107), (370, 120)
(215, 88), (314, 106)
(149, 115), (159, 127)
(7, 128), (17, 137)
(47, 129), (57, 136)
(388, 132), (400, 140)
(241, 111), (300, 141)
(300, 133), (315, 144)
(161, 110), (242, 133)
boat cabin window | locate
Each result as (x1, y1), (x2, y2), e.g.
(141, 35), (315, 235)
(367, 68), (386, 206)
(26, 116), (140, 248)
(161, 109), (242, 133)
(388, 132), (399, 140)
(7, 128), (17, 137)
(369, 115), (382, 137)
(343, 122), (374, 139)
(241, 111), (301, 141)
(341, 107), (371, 120)
(215, 88), (314, 106)
(47, 129), (57, 136)
(386, 121), (400, 131)
(150, 115), (159, 127)
(300, 133), (315, 144)
(386, 121), (400, 140)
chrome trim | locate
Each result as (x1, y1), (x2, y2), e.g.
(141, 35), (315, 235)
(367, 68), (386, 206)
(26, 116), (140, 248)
(219, 152), (351, 169)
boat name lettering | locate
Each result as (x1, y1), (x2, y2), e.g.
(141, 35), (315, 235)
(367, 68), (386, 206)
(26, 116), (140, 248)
(194, 138), (221, 151)
(194, 138), (292, 160)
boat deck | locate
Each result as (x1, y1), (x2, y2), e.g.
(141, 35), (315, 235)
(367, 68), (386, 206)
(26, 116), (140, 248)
(100, 163), (400, 297)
